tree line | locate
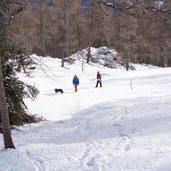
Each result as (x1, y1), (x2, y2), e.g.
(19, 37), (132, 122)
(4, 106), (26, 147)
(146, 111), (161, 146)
(7, 0), (171, 67)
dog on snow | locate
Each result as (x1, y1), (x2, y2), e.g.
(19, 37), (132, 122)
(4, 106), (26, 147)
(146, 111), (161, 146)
(54, 88), (64, 94)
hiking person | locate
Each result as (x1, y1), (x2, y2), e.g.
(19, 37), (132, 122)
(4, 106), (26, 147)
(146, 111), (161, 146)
(95, 71), (102, 88)
(72, 75), (79, 92)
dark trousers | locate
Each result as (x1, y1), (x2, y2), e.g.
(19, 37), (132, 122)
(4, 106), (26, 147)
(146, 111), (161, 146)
(74, 85), (78, 92)
(95, 80), (102, 88)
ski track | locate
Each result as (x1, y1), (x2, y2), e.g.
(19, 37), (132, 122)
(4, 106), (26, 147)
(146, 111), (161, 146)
(12, 102), (138, 171)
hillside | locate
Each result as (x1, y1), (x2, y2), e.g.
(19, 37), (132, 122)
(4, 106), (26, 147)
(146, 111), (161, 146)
(0, 54), (171, 171)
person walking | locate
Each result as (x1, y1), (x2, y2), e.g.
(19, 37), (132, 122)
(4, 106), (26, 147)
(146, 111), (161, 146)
(72, 75), (79, 92)
(95, 71), (102, 88)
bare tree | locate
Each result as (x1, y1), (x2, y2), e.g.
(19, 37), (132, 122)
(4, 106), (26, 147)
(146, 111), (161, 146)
(0, 0), (26, 149)
(87, 0), (95, 64)
(61, 0), (67, 67)
(39, 0), (46, 56)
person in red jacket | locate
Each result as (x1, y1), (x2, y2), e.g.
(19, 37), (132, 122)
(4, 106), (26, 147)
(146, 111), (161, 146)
(95, 71), (102, 88)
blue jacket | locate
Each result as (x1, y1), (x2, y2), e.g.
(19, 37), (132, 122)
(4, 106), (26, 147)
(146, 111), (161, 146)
(73, 76), (79, 85)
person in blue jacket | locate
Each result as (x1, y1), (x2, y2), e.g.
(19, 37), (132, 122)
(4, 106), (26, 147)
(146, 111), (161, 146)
(72, 75), (79, 92)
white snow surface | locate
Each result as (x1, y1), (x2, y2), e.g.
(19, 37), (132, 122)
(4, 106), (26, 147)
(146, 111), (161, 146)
(1, 54), (171, 171)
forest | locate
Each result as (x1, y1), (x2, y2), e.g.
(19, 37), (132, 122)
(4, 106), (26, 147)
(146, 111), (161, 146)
(7, 0), (171, 67)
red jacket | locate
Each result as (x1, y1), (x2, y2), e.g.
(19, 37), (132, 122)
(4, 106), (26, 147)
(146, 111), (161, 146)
(97, 73), (101, 80)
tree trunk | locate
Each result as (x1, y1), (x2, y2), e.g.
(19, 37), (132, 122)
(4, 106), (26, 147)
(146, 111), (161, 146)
(87, 46), (91, 64)
(39, 0), (45, 56)
(0, 60), (15, 149)
(87, 0), (95, 64)
(61, 0), (67, 67)
(0, 0), (15, 149)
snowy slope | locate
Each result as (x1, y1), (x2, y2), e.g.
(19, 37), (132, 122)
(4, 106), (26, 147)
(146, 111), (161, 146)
(1, 54), (171, 171)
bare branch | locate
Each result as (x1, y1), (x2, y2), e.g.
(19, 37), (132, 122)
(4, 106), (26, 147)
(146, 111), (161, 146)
(10, 5), (26, 17)
(97, 0), (171, 22)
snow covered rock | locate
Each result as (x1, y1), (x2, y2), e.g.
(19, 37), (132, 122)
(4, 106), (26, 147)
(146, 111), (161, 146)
(65, 46), (135, 70)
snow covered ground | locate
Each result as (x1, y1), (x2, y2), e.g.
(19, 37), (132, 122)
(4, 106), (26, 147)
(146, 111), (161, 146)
(1, 54), (171, 171)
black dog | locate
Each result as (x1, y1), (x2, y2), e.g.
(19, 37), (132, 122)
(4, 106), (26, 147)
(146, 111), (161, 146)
(54, 88), (64, 94)
(28, 66), (36, 70)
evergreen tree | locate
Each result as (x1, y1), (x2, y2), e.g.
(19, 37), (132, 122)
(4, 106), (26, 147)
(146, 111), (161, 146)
(1, 45), (39, 126)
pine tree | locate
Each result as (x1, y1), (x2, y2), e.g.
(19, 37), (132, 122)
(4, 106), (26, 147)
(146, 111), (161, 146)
(1, 45), (39, 126)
